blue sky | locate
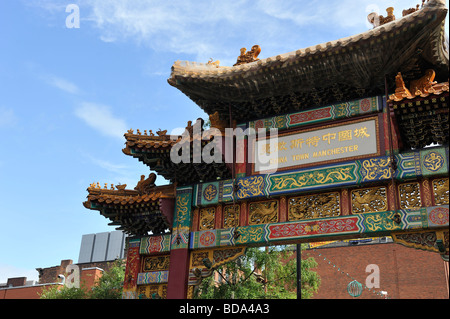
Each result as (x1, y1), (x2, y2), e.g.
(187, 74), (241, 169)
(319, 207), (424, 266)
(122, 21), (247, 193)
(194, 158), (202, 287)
(0, 0), (448, 283)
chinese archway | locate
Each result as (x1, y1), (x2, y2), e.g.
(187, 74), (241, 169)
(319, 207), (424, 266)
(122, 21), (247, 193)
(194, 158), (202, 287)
(83, 0), (449, 299)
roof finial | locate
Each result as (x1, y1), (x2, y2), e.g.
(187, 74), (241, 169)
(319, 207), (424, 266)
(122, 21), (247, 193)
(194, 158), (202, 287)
(207, 58), (220, 68)
(233, 45), (261, 66)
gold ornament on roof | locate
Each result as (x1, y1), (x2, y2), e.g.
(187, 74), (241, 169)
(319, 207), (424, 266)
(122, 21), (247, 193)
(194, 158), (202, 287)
(116, 184), (127, 191)
(402, 4), (420, 16)
(410, 69), (437, 95)
(368, 1), (430, 28)
(367, 7), (395, 28)
(134, 173), (157, 195)
(233, 45), (261, 66)
(207, 58), (220, 68)
(157, 129), (167, 136)
(389, 69), (444, 101)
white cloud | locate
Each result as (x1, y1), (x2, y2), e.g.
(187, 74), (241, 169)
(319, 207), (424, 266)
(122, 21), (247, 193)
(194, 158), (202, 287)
(74, 102), (128, 140)
(84, 153), (129, 175)
(82, 0), (235, 60)
(0, 107), (18, 128)
(31, 0), (450, 63)
(73, 0), (377, 61)
(43, 74), (80, 94)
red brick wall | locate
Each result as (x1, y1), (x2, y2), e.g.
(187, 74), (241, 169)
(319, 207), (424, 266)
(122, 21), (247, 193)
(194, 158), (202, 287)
(6, 277), (27, 287)
(0, 284), (62, 299)
(37, 259), (116, 284)
(303, 243), (449, 299)
(80, 268), (104, 288)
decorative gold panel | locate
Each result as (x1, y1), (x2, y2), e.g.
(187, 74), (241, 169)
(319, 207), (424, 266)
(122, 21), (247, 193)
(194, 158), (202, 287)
(398, 182), (421, 209)
(137, 284), (167, 299)
(223, 205), (240, 228)
(288, 192), (340, 221)
(199, 207), (215, 230)
(351, 186), (387, 214)
(142, 255), (170, 272)
(248, 200), (278, 225)
(191, 251), (209, 267)
(433, 178), (449, 205)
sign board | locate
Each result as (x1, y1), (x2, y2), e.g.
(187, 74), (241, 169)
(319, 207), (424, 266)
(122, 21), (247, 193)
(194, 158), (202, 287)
(253, 117), (380, 174)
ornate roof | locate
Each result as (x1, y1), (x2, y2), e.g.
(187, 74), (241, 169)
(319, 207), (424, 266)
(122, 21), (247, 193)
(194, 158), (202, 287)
(388, 70), (449, 102)
(388, 70), (449, 149)
(168, 0), (449, 124)
(122, 121), (232, 185)
(83, 175), (175, 236)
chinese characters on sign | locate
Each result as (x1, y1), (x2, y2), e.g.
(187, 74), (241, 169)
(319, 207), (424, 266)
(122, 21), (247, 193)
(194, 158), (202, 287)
(254, 118), (379, 173)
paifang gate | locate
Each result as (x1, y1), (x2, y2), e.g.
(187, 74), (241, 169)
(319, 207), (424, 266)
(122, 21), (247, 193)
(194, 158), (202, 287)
(83, 0), (449, 299)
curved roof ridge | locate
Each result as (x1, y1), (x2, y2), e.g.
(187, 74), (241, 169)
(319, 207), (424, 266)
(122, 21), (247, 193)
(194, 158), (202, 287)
(169, 0), (447, 76)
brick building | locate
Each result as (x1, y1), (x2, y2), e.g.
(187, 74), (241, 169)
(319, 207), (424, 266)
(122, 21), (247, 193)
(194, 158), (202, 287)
(303, 239), (449, 299)
(206, 237), (449, 299)
(0, 277), (61, 299)
(1, 233), (448, 299)
(0, 231), (126, 299)
(0, 260), (113, 299)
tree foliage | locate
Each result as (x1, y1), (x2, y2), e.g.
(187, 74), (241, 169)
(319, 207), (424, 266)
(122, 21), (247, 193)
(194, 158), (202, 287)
(39, 259), (125, 299)
(194, 244), (320, 299)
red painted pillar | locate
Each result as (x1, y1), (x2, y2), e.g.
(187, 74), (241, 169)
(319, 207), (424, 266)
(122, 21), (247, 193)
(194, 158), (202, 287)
(167, 249), (191, 299)
(167, 186), (193, 299)
(122, 238), (141, 299)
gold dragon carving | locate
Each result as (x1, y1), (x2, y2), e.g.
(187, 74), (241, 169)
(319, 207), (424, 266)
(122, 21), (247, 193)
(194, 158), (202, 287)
(398, 182), (421, 209)
(271, 166), (354, 191)
(199, 207), (216, 230)
(223, 205), (240, 228)
(351, 187), (388, 214)
(143, 256), (170, 272)
(433, 178), (449, 205)
(361, 158), (391, 181)
(248, 200), (278, 225)
(289, 192), (340, 221)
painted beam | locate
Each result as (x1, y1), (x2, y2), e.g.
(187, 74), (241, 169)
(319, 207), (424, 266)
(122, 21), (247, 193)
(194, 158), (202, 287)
(137, 271), (169, 285)
(247, 96), (383, 131)
(189, 206), (449, 250)
(139, 234), (171, 254)
(192, 146), (448, 206)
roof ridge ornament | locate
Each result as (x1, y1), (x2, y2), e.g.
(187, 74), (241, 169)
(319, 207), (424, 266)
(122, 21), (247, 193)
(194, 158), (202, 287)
(207, 58), (220, 68)
(233, 45), (261, 66)
(368, 7), (395, 28)
(388, 69), (449, 102)
(134, 173), (157, 195)
(368, 1), (428, 28)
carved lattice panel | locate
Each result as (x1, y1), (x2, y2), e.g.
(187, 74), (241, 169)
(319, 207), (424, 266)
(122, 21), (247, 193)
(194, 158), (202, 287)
(398, 182), (421, 209)
(199, 207), (215, 230)
(433, 178), (449, 205)
(137, 284), (167, 299)
(223, 205), (240, 228)
(191, 251), (209, 267)
(288, 192), (340, 221)
(248, 200), (278, 225)
(142, 255), (170, 272)
(351, 186), (387, 214)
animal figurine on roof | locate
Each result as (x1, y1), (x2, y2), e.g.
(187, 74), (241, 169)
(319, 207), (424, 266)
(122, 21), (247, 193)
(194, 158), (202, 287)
(135, 173), (157, 195)
(367, 7), (396, 28)
(409, 69), (436, 95)
(207, 58), (220, 68)
(233, 45), (261, 66)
